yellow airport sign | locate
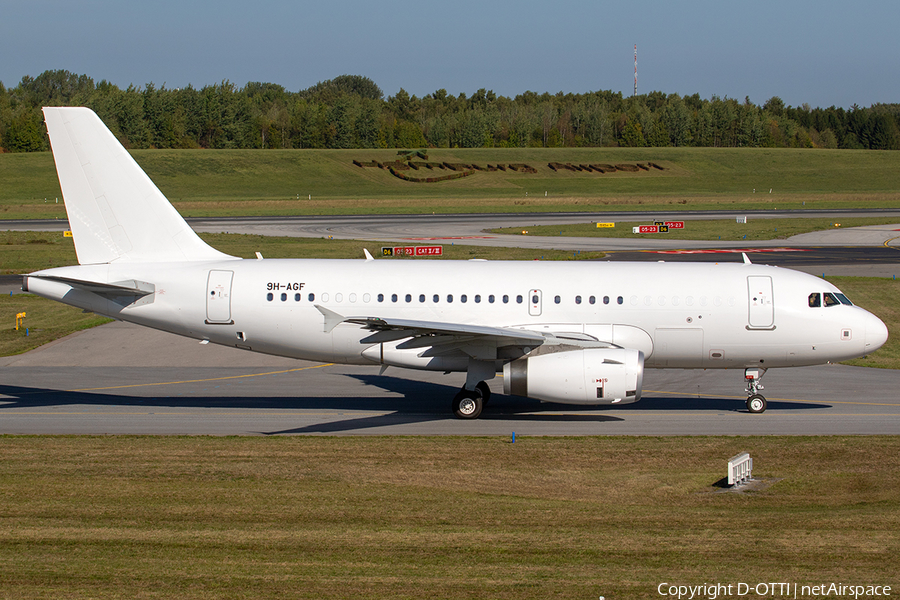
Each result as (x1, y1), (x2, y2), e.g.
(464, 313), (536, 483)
(64, 231), (73, 237)
(595, 222), (615, 228)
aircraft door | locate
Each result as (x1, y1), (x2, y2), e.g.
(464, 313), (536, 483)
(747, 276), (774, 328)
(206, 270), (234, 324)
(528, 289), (542, 316)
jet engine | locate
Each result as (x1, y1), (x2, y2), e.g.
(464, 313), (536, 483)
(503, 348), (644, 405)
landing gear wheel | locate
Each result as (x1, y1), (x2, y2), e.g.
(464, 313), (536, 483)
(747, 394), (767, 414)
(475, 381), (492, 406)
(452, 387), (484, 419)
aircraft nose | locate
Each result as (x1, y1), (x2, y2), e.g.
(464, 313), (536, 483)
(864, 311), (889, 353)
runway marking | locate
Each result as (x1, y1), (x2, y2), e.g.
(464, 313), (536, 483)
(68, 363), (335, 393)
(3, 410), (391, 416)
(645, 389), (900, 407)
(402, 236), (495, 240)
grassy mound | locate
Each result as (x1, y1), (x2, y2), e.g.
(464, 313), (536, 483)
(2, 147), (900, 218)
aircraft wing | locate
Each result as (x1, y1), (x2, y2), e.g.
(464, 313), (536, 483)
(315, 305), (613, 361)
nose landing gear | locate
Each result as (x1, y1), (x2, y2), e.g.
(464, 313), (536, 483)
(744, 368), (767, 413)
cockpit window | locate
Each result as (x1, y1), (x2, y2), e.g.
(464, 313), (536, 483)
(835, 293), (853, 306)
(810, 291), (853, 308)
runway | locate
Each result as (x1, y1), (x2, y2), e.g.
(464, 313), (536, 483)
(1, 321), (897, 435)
(8, 209), (900, 250)
(8, 210), (900, 278)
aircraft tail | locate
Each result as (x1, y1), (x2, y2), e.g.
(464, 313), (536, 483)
(43, 107), (234, 264)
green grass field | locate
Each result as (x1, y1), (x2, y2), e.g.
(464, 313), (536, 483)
(2, 147), (900, 218)
(0, 436), (896, 599)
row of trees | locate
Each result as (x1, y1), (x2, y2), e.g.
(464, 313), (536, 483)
(1, 70), (898, 152)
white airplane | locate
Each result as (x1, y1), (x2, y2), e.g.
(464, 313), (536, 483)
(24, 107), (889, 418)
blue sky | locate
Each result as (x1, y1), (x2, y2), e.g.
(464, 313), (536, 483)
(3, 0), (898, 108)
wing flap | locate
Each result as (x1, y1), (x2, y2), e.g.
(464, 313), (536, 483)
(344, 315), (546, 343)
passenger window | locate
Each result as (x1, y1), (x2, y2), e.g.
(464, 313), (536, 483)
(589, 296), (595, 305)
(405, 294), (412, 303)
(474, 295), (481, 303)
(433, 294), (440, 303)
(267, 293), (274, 301)
(461, 294), (467, 303)
(603, 296), (610, 305)
(447, 294), (453, 303)
(503, 295), (509, 304)
(808, 293), (821, 308)
(575, 295), (582, 305)
(617, 296), (624, 305)
(391, 293), (398, 303)
(281, 293), (287, 301)
(823, 292), (840, 307)
(489, 295), (495, 303)
(531, 294), (539, 304)
(554, 295), (561, 304)
(377, 293), (384, 303)
(517, 295), (523, 304)
(294, 293), (301, 302)
(308, 293), (315, 302)
(419, 294), (425, 303)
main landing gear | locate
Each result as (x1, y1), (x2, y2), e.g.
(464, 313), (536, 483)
(452, 381), (491, 419)
(744, 367), (767, 413)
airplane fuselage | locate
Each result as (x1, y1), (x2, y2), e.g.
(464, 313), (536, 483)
(26, 257), (884, 374)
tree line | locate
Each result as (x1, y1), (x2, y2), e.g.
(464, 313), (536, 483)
(1, 69), (898, 152)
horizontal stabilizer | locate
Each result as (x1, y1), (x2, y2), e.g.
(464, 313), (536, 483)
(24, 274), (154, 298)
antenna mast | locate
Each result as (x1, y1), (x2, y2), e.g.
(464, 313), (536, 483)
(633, 44), (638, 97)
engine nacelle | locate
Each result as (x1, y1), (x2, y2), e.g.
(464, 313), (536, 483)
(503, 348), (644, 405)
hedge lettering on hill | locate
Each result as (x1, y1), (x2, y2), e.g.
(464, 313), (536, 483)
(355, 157), (540, 182)
(547, 162), (665, 173)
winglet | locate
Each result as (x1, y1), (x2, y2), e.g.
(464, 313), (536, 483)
(314, 304), (345, 333)
(742, 252), (752, 264)
(364, 249), (374, 261)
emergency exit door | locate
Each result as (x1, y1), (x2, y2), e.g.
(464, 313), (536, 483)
(529, 289), (542, 316)
(206, 270), (234, 324)
(747, 276), (774, 329)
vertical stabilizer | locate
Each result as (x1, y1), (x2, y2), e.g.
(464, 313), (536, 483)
(43, 107), (234, 264)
